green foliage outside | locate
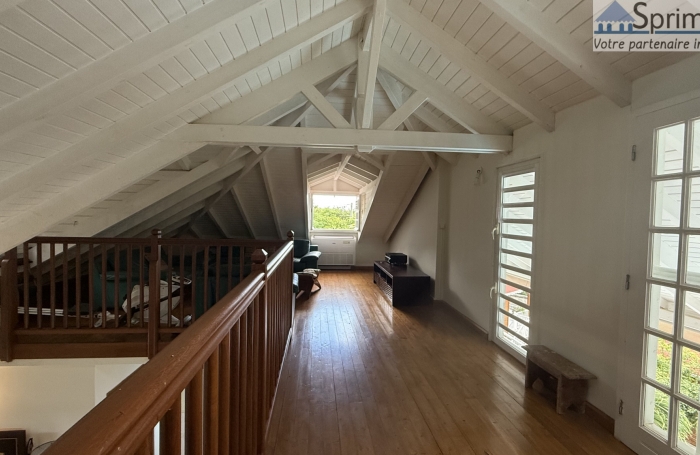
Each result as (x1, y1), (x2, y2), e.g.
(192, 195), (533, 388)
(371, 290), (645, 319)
(312, 206), (357, 230)
(653, 339), (700, 446)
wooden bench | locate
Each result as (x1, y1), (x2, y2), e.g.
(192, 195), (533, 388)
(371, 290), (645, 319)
(524, 345), (596, 414)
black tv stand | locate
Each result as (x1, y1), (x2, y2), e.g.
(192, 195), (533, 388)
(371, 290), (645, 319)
(373, 261), (431, 306)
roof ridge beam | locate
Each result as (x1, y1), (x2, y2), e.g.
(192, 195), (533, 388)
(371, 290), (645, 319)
(387, 0), (555, 131)
(479, 0), (632, 107)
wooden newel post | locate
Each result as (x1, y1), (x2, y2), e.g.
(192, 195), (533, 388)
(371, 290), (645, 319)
(0, 249), (18, 362)
(251, 249), (268, 273)
(286, 230), (294, 242)
(148, 229), (162, 359)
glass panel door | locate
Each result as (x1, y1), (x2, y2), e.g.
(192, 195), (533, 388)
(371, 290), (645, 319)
(494, 162), (538, 357)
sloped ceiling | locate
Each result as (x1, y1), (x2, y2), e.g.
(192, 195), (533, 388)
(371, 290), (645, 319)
(0, 0), (692, 251)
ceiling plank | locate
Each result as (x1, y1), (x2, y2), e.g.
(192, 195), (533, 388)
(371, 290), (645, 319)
(168, 124), (513, 153)
(0, 0), (263, 146)
(378, 50), (510, 135)
(480, 0), (632, 107)
(377, 90), (427, 131)
(387, 0), (555, 132)
(0, 0), (368, 206)
(334, 155), (352, 180)
(207, 211), (229, 238)
(384, 161), (430, 243)
(356, 0), (386, 128)
(129, 200), (207, 239)
(355, 154), (385, 172)
(302, 86), (352, 128)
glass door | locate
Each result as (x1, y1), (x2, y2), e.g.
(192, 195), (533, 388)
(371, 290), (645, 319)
(619, 99), (700, 455)
(493, 161), (539, 358)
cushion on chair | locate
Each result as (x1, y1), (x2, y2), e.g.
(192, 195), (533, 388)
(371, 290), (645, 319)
(293, 239), (310, 258)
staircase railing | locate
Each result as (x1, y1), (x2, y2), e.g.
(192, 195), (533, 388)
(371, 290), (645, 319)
(43, 240), (294, 455)
(0, 231), (290, 360)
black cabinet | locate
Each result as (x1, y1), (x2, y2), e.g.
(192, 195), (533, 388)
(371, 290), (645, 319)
(373, 261), (431, 306)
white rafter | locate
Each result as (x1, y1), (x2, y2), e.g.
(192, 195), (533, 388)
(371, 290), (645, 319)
(334, 155), (353, 181)
(0, 0), (262, 147)
(302, 86), (352, 128)
(356, 0), (386, 128)
(387, 0), (555, 132)
(260, 156), (283, 240)
(377, 91), (427, 131)
(480, 0), (632, 107)
(168, 124), (513, 153)
(231, 188), (256, 239)
(0, 0), (368, 207)
(378, 49), (511, 135)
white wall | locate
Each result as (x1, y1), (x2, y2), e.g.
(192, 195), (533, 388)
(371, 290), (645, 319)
(389, 165), (438, 292)
(0, 358), (145, 447)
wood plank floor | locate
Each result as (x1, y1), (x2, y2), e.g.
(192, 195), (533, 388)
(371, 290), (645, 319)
(264, 271), (634, 455)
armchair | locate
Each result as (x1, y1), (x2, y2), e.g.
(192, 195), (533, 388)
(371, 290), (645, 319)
(293, 239), (321, 272)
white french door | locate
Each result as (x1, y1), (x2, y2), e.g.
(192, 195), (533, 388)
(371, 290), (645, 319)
(493, 160), (539, 359)
(619, 98), (700, 455)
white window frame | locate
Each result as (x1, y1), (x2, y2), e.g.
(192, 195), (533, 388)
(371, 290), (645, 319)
(310, 192), (361, 233)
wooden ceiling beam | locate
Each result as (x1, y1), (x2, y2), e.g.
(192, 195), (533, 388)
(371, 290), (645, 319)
(356, 0), (386, 128)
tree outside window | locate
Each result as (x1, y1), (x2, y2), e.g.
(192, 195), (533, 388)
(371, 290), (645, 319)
(312, 194), (359, 230)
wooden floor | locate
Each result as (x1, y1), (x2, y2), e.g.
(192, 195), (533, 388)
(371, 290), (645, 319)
(264, 271), (634, 455)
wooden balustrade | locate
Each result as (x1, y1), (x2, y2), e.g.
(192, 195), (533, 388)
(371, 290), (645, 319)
(0, 233), (286, 361)
(43, 240), (294, 455)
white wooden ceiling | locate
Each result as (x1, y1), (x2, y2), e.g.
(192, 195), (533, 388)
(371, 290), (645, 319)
(0, 0), (691, 249)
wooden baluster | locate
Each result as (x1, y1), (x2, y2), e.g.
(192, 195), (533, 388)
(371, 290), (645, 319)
(126, 245), (133, 328)
(35, 242), (42, 329)
(148, 230), (162, 359)
(88, 244), (94, 327)
(22, 243), (29, 329)
(251, 249), (269, 447)
(179, 245), (185, 327)
(186, 369), (204, 455)
(219, 333), (231, 455)
(215, 245), (221, 303)
(0, 250), (18, 362)
(191, 246), (197, 323)
(49, 243), (56, 328)
(160, 394), (181, 455)
(246, 305), (255, 455)
(167, 245), (173, 328)
(227, 245), (233, 294)
(238, 310), (248, 455)
(230, 323), (241, 455)
(75, 243), (81, 328)
(62, 243), (69, 329)
(140, 245), (145, 327)
(101, 246), (107, 329)
(203, 246), (209, 312)
(205, 348), (220, 455)
(240, 246), (245, 285)
(114, 244), (120, 328)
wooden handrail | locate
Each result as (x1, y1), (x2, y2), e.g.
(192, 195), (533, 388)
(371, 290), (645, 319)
(43, 242), (295, 455)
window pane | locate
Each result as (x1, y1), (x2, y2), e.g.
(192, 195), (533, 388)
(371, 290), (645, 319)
(498, 312), (529, 340)
(684, 291), (700, 345)
(643, 384), (670, 440)
(692, 119), (700, 171)
(501, 237), (532, 255)
(680, 346), (700, 403)
(656, 123), (685, 176)
(499, 283), (530, 306)
(648, 284), (676, 335)
(500, 297), (530, 322)
(497, 326), (526, 351)
(676, 402), (699, 454)
(503, 172), (535, 189)
(686, 235), (700, 286)
(651, 233), (679, 282)
(653, 179), (682, 227)
(644, 334), (673, 388)
(502, 223), (532, 237)
(312, 194), (359, 230)
(503, 206), (533, 220)
(503, 189), (534, 204)
(689, 178), (700, 228)
(501, 253), (531, 272)
(500, 267), (531, 290)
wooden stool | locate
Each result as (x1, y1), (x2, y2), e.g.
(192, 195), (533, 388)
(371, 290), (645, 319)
(524, 345), (596, 414)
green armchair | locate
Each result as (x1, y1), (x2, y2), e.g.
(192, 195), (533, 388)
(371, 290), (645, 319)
(293, 239), (321, 272)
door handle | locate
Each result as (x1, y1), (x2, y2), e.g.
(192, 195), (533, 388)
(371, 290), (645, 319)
(492, 224), (500, 240)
